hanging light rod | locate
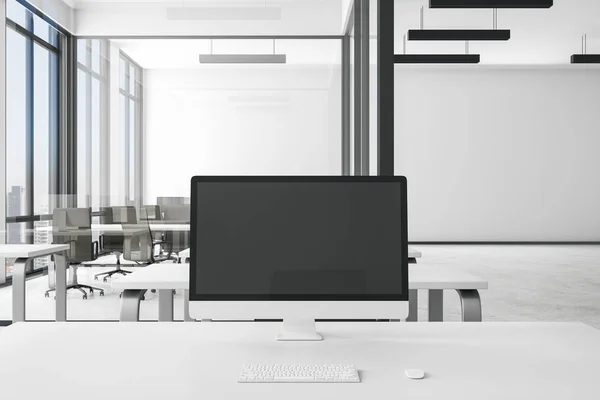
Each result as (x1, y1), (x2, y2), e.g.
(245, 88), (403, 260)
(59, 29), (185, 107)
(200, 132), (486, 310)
(395, 54), (480, 64)
(408, 30), (510, 41)
(429, 0), (552, 8)
(571, 34), (600, 64)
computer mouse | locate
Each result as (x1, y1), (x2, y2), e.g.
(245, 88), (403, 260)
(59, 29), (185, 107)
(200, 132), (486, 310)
(405, 369), (425, 380)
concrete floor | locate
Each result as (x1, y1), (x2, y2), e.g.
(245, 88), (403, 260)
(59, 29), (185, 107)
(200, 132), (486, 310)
(0, 245), (599, 328)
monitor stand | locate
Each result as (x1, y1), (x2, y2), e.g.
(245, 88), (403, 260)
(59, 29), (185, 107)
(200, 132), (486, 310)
(276, 319), (323, 341)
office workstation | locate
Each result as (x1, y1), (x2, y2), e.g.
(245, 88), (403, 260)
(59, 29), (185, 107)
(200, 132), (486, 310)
(0, 0), (599, 397)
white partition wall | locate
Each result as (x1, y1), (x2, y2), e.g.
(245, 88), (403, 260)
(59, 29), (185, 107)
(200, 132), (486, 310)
(395, 67), (600, 242)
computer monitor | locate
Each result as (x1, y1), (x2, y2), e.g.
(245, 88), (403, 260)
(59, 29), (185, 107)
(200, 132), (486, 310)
(189, 176), (409, 341)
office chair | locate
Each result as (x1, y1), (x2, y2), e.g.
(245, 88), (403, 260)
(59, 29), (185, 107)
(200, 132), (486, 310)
(117, 208), (171, 299)
(157, 197), (186, 208)
(140, 205), (161, 221)
(95, 206), (137, 282)
(122, 208), (170, 265)
(46, 208), (105, 300)
(162, 204), (191, 259)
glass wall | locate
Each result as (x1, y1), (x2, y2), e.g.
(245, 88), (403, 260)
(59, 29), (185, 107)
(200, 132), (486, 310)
(5, 0), (63, 275)
(118, 52), (143, 207)
(76, 39), (108, 214)
(76, 42), (144, 211)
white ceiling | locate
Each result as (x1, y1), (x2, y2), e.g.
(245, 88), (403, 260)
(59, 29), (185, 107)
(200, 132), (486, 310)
(66, 0), (600, 64)
(72, 0), (346, 36)
(113, 38), (342, 68)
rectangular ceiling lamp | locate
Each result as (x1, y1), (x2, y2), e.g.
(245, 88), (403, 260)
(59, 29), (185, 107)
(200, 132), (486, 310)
(199, 54), (287, 64)
(571, 55), (600, 64)
(395, 54), (480, 64)
(167, 7), (282, 21)
(408, 29), (510, 41)
(430, 0), (552, 8)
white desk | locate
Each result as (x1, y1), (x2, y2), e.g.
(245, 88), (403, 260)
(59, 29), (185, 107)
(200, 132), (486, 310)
(0, 322), (598, 399)
(36, 223), (190, 233)
(176, 247), (424, 262)
(0, 244), (70, 322)
(112, 263), (487, 323)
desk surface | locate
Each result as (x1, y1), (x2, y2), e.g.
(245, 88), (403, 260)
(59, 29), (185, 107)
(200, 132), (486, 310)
(111, 263), (488, 291)
(0, 244), (70, 258)
(177, 247), (423, 259)
(36, 223), (190, 233)
(0, 322), (597, 399)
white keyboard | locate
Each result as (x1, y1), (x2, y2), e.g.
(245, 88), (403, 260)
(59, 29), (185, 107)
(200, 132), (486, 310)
(238, 364), (360, 383)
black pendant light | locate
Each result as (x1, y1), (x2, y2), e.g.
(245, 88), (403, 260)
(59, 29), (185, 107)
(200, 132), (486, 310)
(396, 34), (480, 64)
(430, 0), (553, 8)
(395, 54), (480, 63)
(571, 35), (600, 64)
(408, 29), (510, 41)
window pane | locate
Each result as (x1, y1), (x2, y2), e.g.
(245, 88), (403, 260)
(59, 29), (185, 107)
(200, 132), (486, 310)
(92, 39), (101, 74)
(119, 57), (126, 90)
(92, 78), (102, 210)
(129, 64), (136, 94)
(77, 69), (89, 207)
(129, 99), (136, 202)
(6, 0), (28, 28)
(6, 28), (28, 218)
(33, 43), (52, 216)
(77, 38), (88, 66)
(33, 12), (58, 45)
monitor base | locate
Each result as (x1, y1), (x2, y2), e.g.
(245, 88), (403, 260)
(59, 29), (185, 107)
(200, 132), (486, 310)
(276, 319), (323, 341)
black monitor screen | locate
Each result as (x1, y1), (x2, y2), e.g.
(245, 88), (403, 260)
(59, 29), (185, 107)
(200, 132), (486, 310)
(190, 177), (408, 301)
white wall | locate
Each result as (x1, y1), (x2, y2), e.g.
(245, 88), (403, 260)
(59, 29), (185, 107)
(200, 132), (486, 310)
(395, 67), (600, 242)
(144, 66), (341, 204)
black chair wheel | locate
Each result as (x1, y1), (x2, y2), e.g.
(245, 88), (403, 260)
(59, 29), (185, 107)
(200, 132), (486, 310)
(83, 294), (88, 300)
(94, 276), (98, 281)
(103, 277), (108, 282)
(100, 291), (105, 296)
(45, 293), (49, 298)
(89, 289), (94, 294)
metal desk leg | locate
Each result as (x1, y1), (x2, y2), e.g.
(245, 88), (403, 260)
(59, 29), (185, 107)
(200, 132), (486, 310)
(428, 289), (444, 322)
(12, 258), (30, 323)
(457, 289), (482, 322)
(407, 289), (418, 322)
(120, 289), (146, 322)
(158, 289), (174, 322)
(53, 253), (68, 322)
(183, 290), (194, 322)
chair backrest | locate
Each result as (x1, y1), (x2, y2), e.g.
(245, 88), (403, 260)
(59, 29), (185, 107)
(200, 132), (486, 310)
(100, 206), (137, 252)
(140, 205), (161, 221)
(52, 208), (95, 263)
(157, 197), (186, 207)
(162, 204), (190, 223)
(111, 206), (138, 224)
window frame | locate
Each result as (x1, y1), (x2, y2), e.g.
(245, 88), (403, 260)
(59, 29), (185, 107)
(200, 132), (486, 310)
(4, 0), (70, 277)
